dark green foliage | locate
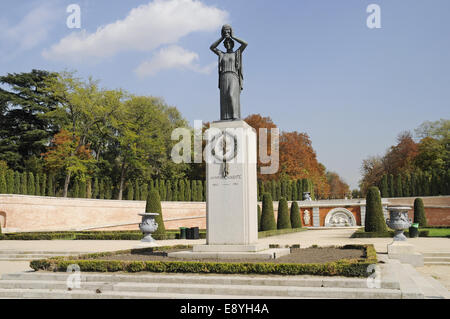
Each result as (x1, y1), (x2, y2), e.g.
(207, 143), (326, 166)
(364, 186), (387, 233)
(159, 180), (166, 201)
(92, 178), (99, 199)
(178, 180), (185, 201)
(13, 171), (20, 194)
(197, 180), (203, 201)
(297, 179), (303, 200)
(41, 174), (47, 196)
(275, 181), (281, 201)
(172, 180), (179, 201)
(0, 171), (6, 193)
(104, 179), (112, 199)
(277, 198), (291, 229)
(380, 175), (388, 198)
(79, 179), (86, 198)
(35, 173), (40, 196)
(6, 170), (14, 194)
(301, 178), (308, 199)
(166, 180), (172, 201)
(260, 193), (276, 231)
(403, 174), (411, 197)
(388, 174), (394, 197)
(99, 179), (105, 199)
(290, 201), (302, 228)
(134, 180), (140, 200)
(126, 182), (134, 200)
(291, 180), (298, 201)
(20, 172), (27, 195)
(257, 205), (262, 231)
(413, 198), (427, 227)
(72, 180), (80, 198)
(146, 189), (166, 236)
(140, 183), (148, 201)
(27, 172), (35, 195)
(47, 174), (54, 197)
(184, 179), (191, 201)
(395, 174), (403, 197)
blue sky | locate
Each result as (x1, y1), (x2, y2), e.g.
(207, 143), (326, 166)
(1, 0), (449, 189)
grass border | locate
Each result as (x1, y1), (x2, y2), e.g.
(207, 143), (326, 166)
(29, 244), (377, 278)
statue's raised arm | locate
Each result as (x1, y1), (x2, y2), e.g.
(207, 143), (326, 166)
(211, 25), (247, 121)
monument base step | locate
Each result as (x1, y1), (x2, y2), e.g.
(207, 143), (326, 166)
(193, 243), (269, 252)
(167, 248), (290, 260)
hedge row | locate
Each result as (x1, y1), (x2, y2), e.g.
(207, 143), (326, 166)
(30, 244), (377, 278)
(258, 228), (306, 239)
(351, 229), (430, 238)
(0, 230), (207, 240)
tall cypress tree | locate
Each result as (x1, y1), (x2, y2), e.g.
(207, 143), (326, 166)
(79, 179), (86, 198)
(140, 183), (148, 201)
(92, 178), (99, 199)
(6, 170), (14, 194)
(0, 171), (6, 194)
(260, 193), (276, 231)
(35, 173), (40, 196)
(297, 179), (303, 200)
(159, 180), (166, 201)
(403, 173), (411, 197)
(257, 204), (262, 231)
(277, 198), (291, 229)
(99, 179), (105, 199)
(301, 178), (308, 199)
(13, 171), (20, 194)
(184, 179), (191, 201)
(271, 180), (276, 199)
(413, 198), (427, 227)
(290, 201), (301, 228)
(21, 172), (27, 195)
(178, 180), (185, 201)
(47, 174), (54, 197)
(380, 175), (388, 198)
(410, 173), (417, 196)
(291, 180), (298, 201)
(388, 174), (394, 198)
(126, 182), (134, 200)
(41, 173), (47, 196)
(165, 180), (172, 201)
(146, 189), (166, 237)
(134, 180), (140, 200)
(27, 172), (35, 195)
(395, 174), (403, 197)
(364, 186), (387, 232)
(275, 180), (281, 201)
(286, 180), (293, 201)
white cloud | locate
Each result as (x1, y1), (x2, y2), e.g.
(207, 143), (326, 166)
(0, 2), (59, 55)
(42, 0), (228, 62)
(135, 45), (215, 76)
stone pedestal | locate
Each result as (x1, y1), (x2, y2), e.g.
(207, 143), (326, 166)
(388, 241), (424, 267)
(205, 120), (258, 246)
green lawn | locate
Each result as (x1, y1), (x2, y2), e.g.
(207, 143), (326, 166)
(421, 228), (450, 237)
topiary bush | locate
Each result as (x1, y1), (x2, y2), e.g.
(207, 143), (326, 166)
(260, 193), (276, 231)
(364, 186), (387, 233)
(146, 189), (166, 237)
(277, 198), (291, 229)
(413, 198), (427, 227)
(290, 201), (302, 228)
(257, 205), (261, 231)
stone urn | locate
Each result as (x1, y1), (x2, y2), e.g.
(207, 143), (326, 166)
(138, 213), (159, 242)
(386, 206), (412, 241)
(303, 192), (312, 201)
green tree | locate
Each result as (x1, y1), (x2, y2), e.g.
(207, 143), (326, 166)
(159, 180), (166, 201)
(388, 174), (394, 197)
(0, 171), (6, 194)
(35, 173), (41, 196)
(380, 174), (388, 198)
(92, 178), (99, 199)
(296, 179), (303, 200)
(395, 174), (403, 197)
(134, 180), (140, 201)
(290, 201), (302, 228)
(413, 198), (427, 227)
(140, 183), (148, 201)
(27, 172), (35, 195)
(47, 174), (54, 197)
(13, 171), (20, 194)
(166, 180), (173, 201)
(184, 179), (191, 201)
(146, 189), (166, 237)
(257, 205), (262, 231)
(41, 173), (47, 196)
(277, 198), (291, 229)
(99, 179), (105, 199)
(20, 172), (27, 195)
(197, 180), (203, 201)
(178, 180), (185, 201)
(260, 193), (276, 231)
(126, 182), (134, 200)
(301, 178), (308, 199)
(364, 186), (387, 232)
(291, 180), (298, 201)
(6, 170), (14, 194)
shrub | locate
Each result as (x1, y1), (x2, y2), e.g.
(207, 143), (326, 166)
(257, 205), (261, 231)
(413, 198), (427, 227)
(290, 201), (301, 228)
(0, 171), (6, 194)
(260, 193), (276, 231)
(146, 189), (166, 237)
(277, 198), (291, 229)
(364, 186), (387, 232)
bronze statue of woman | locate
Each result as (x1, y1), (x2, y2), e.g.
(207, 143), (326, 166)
(210, 25), (247, 121)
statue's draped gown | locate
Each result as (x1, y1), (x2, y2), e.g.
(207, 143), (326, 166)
(218, 50), (242, 120)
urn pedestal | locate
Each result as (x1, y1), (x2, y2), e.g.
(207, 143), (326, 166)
(386, 206), (423, 266)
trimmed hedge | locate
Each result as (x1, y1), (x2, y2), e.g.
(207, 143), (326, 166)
(30, 244), (377, 278)
(351, 228), (430, 238)
(365, 186), (387, 233)
(413, 198), (428, 227)
(277, 198), (291, 229)
(290, 201), (301, 228)
(260, 193), (276, 231)
(258, 227), (305, 238)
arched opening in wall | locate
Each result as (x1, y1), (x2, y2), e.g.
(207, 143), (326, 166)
(324, 208), (356, 227)
(0, 211), (6, 229)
